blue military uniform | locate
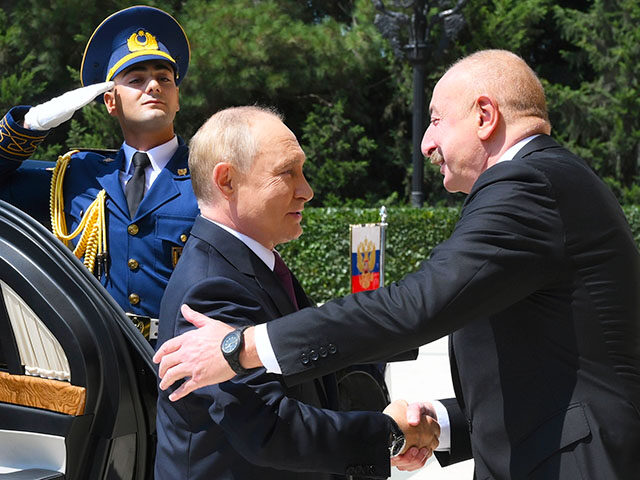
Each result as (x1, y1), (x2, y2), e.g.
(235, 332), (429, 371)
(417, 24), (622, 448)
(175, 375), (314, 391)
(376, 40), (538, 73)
(0, 6), (197, 333)
(0, 106), (198, 323)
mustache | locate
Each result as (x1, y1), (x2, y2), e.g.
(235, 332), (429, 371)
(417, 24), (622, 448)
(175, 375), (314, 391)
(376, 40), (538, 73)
(429, 150), (444, 165)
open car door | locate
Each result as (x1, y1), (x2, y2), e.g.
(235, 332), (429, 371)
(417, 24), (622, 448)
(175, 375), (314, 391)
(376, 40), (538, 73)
(0, 200), (157, 479)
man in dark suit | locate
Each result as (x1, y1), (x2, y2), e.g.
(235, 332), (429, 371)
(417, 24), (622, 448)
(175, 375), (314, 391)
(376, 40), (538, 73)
(155, 51), (640, 479)
(154, 106), (439, 479)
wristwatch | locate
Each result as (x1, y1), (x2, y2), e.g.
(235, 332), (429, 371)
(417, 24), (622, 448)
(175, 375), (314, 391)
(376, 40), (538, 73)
(388, 419), (406, 458)
(221, 325), (251, 375)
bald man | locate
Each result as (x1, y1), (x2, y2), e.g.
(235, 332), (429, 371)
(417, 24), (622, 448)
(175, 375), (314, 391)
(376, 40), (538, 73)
(155, 50), (640, 479)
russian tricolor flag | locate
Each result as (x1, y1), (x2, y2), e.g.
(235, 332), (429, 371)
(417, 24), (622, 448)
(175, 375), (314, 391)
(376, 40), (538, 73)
(350, 223), (381, 293)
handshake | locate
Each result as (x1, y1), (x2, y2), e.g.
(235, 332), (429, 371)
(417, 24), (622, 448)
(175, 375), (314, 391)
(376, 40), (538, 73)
(383, 399), (441, 472)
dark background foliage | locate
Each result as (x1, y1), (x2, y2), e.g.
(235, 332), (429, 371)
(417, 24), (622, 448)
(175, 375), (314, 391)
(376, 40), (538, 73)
(3, 0), (640, 206)
(280, 205), (640, 302)
(2, 0), (640, 299)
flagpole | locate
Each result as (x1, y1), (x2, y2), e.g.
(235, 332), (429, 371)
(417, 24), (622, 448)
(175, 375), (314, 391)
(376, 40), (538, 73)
(379, 206), (387, 288)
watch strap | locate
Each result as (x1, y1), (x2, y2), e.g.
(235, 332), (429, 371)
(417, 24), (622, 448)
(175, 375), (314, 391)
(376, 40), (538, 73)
(222, 325), (251, 375)
(388, 418), (406, 458)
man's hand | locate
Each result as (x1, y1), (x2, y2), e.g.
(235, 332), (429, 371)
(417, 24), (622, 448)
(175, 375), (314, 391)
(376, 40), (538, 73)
(153, 304), (235, 401)
(384, 399), (440, 472)
(23, 81), (114, 130)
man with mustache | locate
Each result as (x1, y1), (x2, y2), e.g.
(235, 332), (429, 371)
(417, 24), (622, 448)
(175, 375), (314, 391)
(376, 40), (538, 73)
(155, 50), (640, 479)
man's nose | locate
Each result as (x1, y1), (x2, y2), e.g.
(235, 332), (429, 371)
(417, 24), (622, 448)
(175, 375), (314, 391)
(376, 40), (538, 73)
(297, 175), (314, 202)
(421, 127), (436, 157)
(146, 78), (160, 93)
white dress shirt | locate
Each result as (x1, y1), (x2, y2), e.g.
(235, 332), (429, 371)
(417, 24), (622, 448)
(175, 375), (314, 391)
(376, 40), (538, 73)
(120, 136), (179, 192)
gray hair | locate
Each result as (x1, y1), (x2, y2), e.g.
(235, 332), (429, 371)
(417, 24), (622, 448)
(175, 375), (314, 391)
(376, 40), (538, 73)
(189, 106), (283, 204)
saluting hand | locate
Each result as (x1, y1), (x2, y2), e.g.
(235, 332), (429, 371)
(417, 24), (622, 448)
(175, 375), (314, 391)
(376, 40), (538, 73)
(23, 81), (114, 130)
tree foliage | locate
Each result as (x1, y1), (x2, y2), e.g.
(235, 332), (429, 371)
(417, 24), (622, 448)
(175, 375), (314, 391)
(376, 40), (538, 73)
(1, 0), (640, 205)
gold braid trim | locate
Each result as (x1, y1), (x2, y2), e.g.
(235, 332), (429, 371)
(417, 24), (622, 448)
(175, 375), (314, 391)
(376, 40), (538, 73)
(50, 150), (108, 275)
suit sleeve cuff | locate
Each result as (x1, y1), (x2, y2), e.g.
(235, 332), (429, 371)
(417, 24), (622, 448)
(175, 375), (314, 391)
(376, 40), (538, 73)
(432, 399), (451, 452)
(0, 106), (49, 162)
(254, 323), (282, 374)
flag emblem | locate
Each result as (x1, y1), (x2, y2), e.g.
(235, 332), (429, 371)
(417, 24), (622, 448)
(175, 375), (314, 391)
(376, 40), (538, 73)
(350, 223), (381, 293)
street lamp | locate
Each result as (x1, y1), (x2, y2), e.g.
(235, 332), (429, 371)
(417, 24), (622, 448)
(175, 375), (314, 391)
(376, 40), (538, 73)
(373, 0), (466, 207)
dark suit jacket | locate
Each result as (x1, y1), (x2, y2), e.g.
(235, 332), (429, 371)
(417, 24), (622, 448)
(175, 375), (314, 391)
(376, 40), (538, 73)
(266, 136), (640, 479)
(155, 217), (394, 479)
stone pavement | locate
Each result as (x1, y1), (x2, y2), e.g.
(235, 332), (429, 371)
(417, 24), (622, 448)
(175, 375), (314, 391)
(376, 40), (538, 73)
(385, 337), (474, 480)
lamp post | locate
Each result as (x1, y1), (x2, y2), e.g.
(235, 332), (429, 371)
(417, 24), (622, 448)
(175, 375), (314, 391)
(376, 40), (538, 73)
(406, 0), (427, 207)
(373, 0), (467, 207)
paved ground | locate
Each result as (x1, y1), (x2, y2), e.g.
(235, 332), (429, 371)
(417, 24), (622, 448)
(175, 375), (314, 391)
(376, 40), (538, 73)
(385, 337), (474, 480)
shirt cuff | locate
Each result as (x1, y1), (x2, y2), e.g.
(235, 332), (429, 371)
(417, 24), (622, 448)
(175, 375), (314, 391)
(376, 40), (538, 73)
(254, 323), (282, 374)
(432, 400), (451, 452)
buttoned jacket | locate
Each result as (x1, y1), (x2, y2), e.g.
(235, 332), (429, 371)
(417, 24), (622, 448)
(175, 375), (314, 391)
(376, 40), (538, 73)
(0, 106), (199, 318)
(155, 217), (392, 479)
(265, 135), (640, 479)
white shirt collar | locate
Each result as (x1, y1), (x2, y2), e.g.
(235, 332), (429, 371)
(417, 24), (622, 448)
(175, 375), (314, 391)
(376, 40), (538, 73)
(496, 134), (540, 163)
(122, 136), (179, 175)
(206, 218), (276, 271)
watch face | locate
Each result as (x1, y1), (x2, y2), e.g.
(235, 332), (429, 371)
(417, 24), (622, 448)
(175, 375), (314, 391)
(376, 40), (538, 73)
(221, 332), (240, 354)
(390, 434), (406, 457)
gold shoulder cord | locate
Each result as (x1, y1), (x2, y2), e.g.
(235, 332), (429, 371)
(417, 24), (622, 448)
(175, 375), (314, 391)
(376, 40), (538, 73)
(50, 150), (108, 276)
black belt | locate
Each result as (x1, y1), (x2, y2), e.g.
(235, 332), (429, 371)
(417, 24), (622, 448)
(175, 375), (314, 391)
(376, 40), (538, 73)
(126, 313), (159, 340)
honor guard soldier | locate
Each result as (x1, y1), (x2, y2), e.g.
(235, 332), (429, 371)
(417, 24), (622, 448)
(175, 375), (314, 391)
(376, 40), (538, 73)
(0, 6), (199, 342)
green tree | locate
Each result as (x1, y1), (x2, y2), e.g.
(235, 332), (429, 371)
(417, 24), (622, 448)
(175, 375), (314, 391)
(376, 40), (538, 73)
(301, 99), (375, 205)
(3, 0), (640, 206)
(548, 0), (640, 189)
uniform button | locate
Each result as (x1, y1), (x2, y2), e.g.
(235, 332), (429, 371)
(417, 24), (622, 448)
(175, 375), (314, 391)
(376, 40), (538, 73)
(328, 343), (337, 354)
(180, 234), (188, 243)
(300, 354), (309, 365)
(127, 224), (139, 235)
(310, 349), (319, 361)
(319, 346), (328, 357)
(129, 293), (140, 305)
(128, 259), (139, 270)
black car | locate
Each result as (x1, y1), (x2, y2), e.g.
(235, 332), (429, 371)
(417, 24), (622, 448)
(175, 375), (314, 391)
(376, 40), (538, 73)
(0, 200), (157, 479)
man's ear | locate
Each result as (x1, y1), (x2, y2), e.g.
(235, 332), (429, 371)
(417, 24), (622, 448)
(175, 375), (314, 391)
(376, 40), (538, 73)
(103, 89), (118, 117)
(213, 162), (234, 199)
(476, 95), (499, 141)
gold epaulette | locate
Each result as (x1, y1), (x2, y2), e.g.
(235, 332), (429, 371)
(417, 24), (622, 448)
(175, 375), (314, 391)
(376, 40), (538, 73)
(50, 150), (108, 276)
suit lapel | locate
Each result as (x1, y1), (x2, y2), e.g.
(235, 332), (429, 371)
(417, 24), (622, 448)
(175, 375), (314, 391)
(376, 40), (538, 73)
(134, 167), (180, 219)
(291, 272), (313, 309)
(190, 218), (298, 318)
(133, 142), (189, 220)
(255, 264), (298, 317)
(190, 218), (334, 407)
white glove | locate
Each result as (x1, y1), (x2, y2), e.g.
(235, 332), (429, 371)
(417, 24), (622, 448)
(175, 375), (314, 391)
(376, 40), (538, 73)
(23, 81), (114, 131)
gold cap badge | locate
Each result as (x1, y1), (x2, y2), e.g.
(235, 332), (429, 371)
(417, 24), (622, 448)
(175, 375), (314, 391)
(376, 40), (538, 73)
(127, 30), (159, 52)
